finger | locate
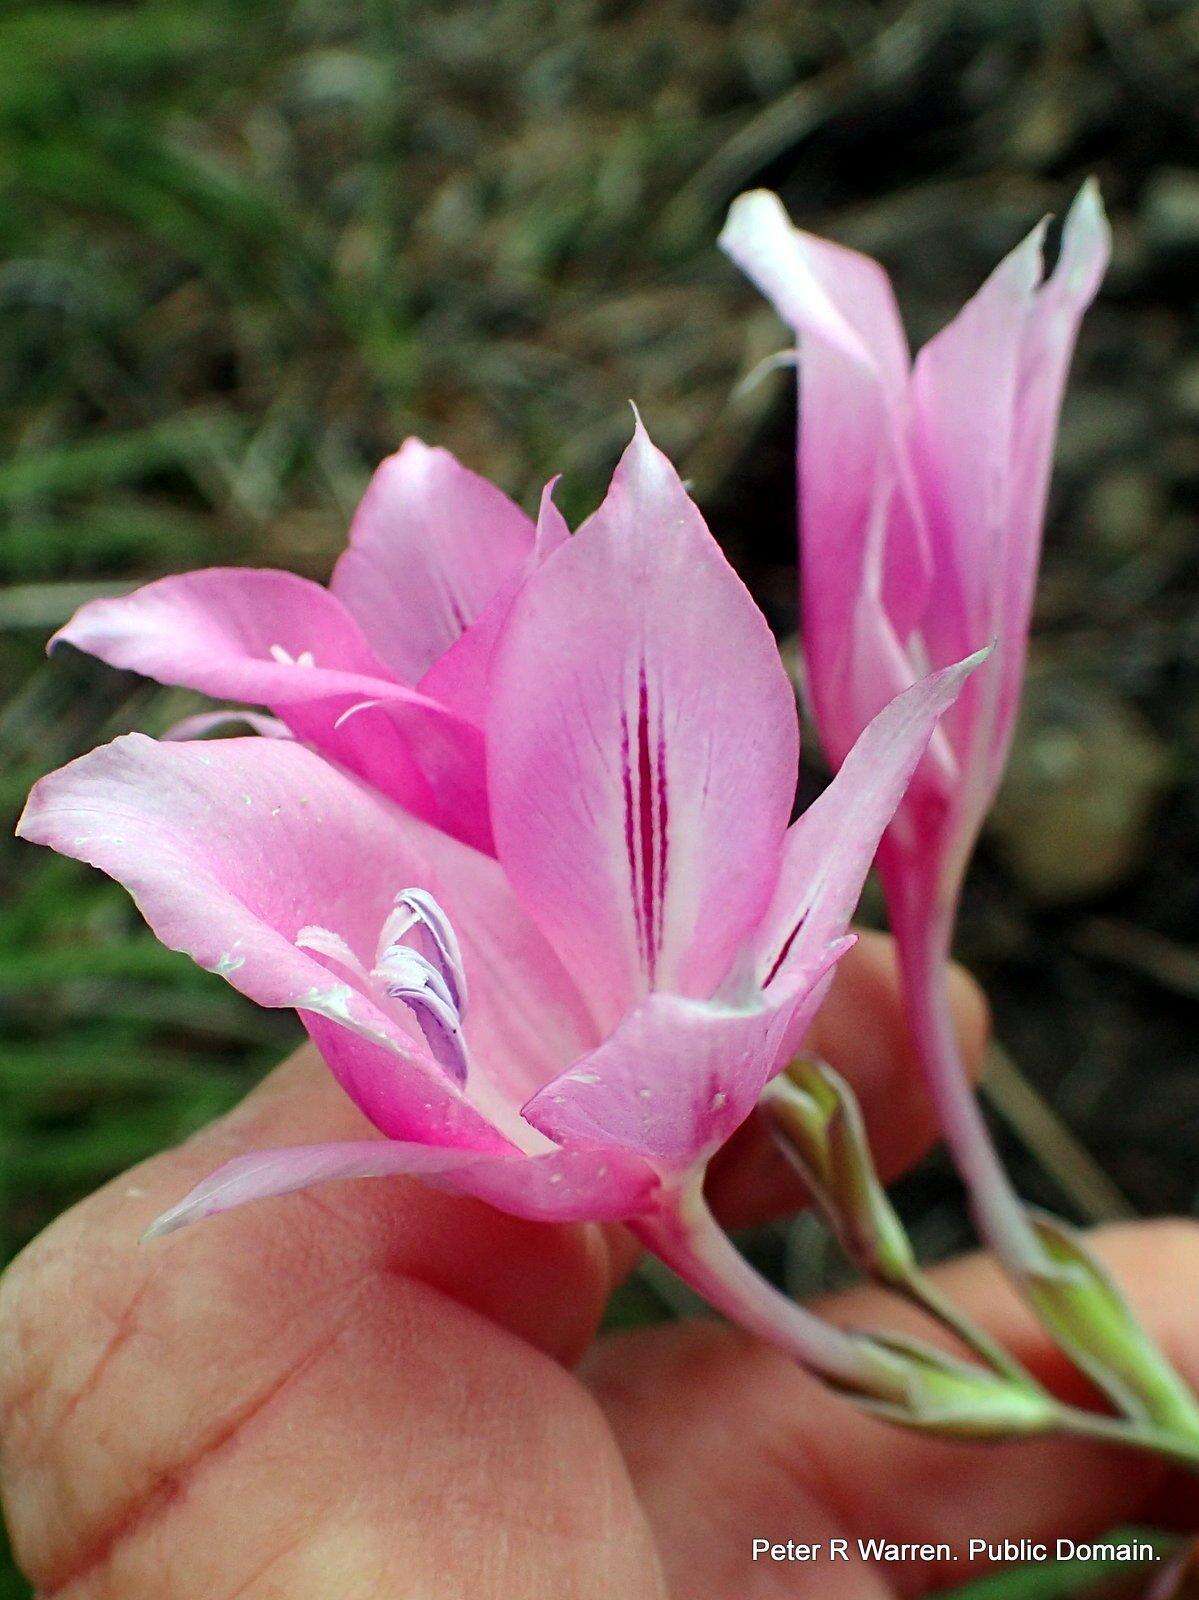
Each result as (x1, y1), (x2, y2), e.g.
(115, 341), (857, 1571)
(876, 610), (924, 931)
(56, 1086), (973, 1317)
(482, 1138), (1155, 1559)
(707, 930), (989, 1228)
(2, 1212), (662, 1600)
(57, 1042), (630, 1360)
(0, 1046), (646, 1597)
(589, 1218), (1199, 1600)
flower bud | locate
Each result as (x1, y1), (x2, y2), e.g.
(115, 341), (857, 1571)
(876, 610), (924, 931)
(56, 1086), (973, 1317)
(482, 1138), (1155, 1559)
(1020, 1212), (1199, 1440)
(764, 1057), (916, 1287)
(847, 1331), (1061, 1439)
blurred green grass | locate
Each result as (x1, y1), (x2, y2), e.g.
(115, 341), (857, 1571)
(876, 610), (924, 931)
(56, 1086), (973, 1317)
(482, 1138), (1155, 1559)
(3, 1), (1197, 1594)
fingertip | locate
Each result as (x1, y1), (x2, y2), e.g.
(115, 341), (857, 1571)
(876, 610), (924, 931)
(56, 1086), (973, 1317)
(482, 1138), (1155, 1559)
(813, 930), (990, 1088)
(804, 928), (907, 1099)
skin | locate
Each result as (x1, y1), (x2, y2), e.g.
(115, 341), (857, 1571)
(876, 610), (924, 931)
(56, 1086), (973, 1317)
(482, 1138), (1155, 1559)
(1, 931), (1194, 1600)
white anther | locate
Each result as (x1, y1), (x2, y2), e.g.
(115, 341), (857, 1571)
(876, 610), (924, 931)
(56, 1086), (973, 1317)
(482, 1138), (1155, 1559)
(378, 888), (468, 1013)
(294, 891), (470, 1085)
(269, 644), (316, 667)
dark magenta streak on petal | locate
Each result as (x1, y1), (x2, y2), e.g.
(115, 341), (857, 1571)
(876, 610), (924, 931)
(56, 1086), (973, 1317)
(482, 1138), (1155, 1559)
(637, 667), (658, 985)
(433, 565), (470, 637)
(656, 689), (669, 961)
(762, 911), (806, 989)
(620, 699), (646, 972)
(620, 663), (670, 987)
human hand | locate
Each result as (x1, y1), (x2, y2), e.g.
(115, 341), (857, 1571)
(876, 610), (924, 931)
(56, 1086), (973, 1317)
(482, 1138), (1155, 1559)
(2, 934), (1193, 1599)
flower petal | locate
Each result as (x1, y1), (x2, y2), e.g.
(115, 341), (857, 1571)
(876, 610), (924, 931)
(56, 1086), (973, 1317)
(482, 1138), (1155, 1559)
(487, 419), (798, 1027)
(52, 567), (492, 848)
(909, 186), (1109, 797)
(909, 217), (1050, 670)
(301, 693), (491, 852)
(145, 1138), (659, 1236)
(528, 665), (981, 1174)
(997, 182), (1110, 768)
(720, 190), (909, 382)
(748, 651), (985, 1002)
(720, 190), (929, 751)
(17, 735), (590, 1143)
(522, 943), (848, 1170)
(53, 567), (393, 698)
(415, 479), (569, 725)
(331, 438), (536, 683)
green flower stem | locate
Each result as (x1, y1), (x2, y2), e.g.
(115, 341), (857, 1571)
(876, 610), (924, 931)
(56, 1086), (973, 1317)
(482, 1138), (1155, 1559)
(894, 1269), (1035, 1390)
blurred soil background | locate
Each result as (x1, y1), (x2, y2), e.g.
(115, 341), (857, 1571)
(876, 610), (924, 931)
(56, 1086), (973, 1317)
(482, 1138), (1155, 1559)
(1, 2), (1197, 1594)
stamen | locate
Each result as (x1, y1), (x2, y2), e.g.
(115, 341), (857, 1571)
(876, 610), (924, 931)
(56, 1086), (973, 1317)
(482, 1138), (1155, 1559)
(372, 945), (469, 1083)
(294, 892), (470, 1086)
(269, 644), (316, 667)
(333, 699), (382, 730)
(377, 888), (468, 1011)
(373, 945), (456, 1013)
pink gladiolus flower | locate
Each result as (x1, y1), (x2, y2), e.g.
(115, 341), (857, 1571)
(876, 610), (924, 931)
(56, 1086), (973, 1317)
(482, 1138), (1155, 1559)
(721, 185), (1110, 1269)
(19, 421), (981, 1390)
(50, 439), (572, 854)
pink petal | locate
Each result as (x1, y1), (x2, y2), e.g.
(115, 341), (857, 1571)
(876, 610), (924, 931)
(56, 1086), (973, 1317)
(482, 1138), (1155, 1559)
(486, 417), (798, 1028)
(719, 190), (908, 383)
(16, 735), (589, 1143)
(53, 567), (393, 696)
(909, 217), (1050, 674)
(748, 651), (985, 1005)
(416, 479), (570, 725)
(522, 943), (848, 1169)
(996, 182), (1110, 773)
(146, 1138), (659, 1237)
(331, 438), (536, 683)
(910, 186), (1109, 794)
(299, 693), (491, 853)
(531, 475), (571, 556)
(530, 662), (982, 1173)
(720, 191), (930, 749)
(52, 567), (492, 849)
